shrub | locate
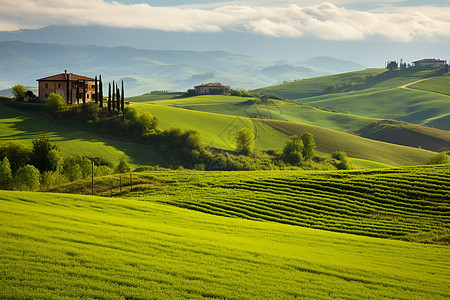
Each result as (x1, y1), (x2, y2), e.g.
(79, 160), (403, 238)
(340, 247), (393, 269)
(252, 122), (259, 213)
(14, 164), (40, 191)
(282, 135), (304, 165)
(46, 93), (65, 112)
(40, 171), (67, 190)
(427, 152), (450, 165)
(116, 158), (131, 173)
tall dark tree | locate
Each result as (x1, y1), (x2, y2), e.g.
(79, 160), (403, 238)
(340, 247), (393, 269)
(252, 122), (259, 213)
(94, 76), (98, 104)
(82, 80), (86, 104)
(387, 61), (398, 71)
(99, 75), (103, 108)
(121, 81), (125, 113)
(66, 73), (70, 105)
(112, 80), (115, 112)
(116, 86), (120, 113)
(30, 137), (61, 173)
(76, 80), (79, 104)
(108, 83), (111, 113)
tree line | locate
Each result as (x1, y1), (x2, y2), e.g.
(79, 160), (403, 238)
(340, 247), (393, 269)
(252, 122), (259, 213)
(0, 137), (131, 191)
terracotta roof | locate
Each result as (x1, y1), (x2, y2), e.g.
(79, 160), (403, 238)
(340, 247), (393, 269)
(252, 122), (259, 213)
(194, 83), (224, 88)
(412, 59), (446, 63)
(37, 72), (95, 81)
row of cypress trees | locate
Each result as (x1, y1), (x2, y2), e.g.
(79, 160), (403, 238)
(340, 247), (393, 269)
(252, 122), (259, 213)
(72, 75), (125, 114)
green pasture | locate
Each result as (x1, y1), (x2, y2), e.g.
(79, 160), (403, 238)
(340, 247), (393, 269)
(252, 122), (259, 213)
(1, 190), (449, 299)
(252, 68), (387, 99)
(132, 103), (289, 150)
(302, 88), (450, 130)
(167, 96), (376, 132)
(121, 165), (449, 242)
(254, 68), (438, 100)
(409, 74), (450, 96)
(264, 119), (436, 166)
(0, 103), (161, 166)
(126, 91), (183, 102)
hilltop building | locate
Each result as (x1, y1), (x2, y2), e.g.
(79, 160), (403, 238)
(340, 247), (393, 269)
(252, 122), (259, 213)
(194, 83), (226, 95)
(37, 70), (96, 103)
(412, 59), (446, 69)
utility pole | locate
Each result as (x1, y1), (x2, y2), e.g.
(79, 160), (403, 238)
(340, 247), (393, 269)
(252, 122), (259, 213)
(88, 156), (99, 195)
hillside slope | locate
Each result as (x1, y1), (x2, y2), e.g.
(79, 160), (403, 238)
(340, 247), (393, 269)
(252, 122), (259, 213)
(356, 119), (450, 152)
(0, 102), (161, 166)
(132, 102), (435, 166)
(1, 190), (449, 298)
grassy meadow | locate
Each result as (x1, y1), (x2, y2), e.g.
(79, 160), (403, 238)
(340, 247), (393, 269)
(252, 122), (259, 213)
(409, 74), (450, 96)
(0, 102), (162, 167)
(1, 189), (449, 299)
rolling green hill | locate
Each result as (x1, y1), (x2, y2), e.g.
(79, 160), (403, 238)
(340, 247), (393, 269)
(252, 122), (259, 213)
(356, 119), (450, 152)
(252, 68), (387, 99)
(1, 189), (449, 298)
(264, 119), (435, 166)
(0, 102), (161, 166)
(409, 74), (450, 96)
(131, 103), (289, 151)
(302, 87), (450, 130)
(165, 95), (376, 132)
(119, 165), (449, 242)
(131, 102), (435, 166)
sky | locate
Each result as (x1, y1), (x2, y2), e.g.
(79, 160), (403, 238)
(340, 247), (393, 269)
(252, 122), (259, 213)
(1, 0), (449, 42)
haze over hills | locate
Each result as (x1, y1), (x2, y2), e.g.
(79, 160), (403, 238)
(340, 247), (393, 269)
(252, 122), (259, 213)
(1, 25), (449, 66)
(0, 40), (366, 96)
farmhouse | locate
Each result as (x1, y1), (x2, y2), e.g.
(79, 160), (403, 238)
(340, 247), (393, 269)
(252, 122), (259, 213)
(194, 83), (226, 95)
(37, 70), (96, 103)
(412, 59), (446, 69)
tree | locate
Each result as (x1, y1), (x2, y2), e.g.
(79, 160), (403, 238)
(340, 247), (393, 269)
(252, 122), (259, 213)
(427, 152), (450, 165)
(332, 151), (352, 170)
(0, 142), (32, 174)
(121, 81), (125, 113)
(236, 128), (255, 156)
(116, 158), (131, 173)
(12, 84), (27, 100)
(30, 137), (61, 173)
(301, 132), (316, 161)
(282, 135), (304, 165)
(0, 157), (12, 189)
(46, 93), (65, 112)
(62, 155), (91, 181)
(13, 164), (40, 191)
(387, 61), (398, 71)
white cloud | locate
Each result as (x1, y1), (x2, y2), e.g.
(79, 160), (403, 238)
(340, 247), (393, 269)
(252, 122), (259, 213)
(0, 0), (449, 42)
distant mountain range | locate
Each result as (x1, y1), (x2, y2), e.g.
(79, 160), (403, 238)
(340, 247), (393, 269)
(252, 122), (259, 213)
(0, 41), (365, 96)
(1, 25), (449, 67)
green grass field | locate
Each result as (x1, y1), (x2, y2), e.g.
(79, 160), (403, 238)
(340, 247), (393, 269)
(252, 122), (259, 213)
(130, 102), (435, 166)
(132, 103), (289, 150)
(169, 97), (376, 132)
(264, 119), (435, 166)
(0, 103), (162, 166)
(409, 74), (450, 96)
(119, 165), (450, 243)
(1, 189), (449, 298)
(252, 68), (387, 99)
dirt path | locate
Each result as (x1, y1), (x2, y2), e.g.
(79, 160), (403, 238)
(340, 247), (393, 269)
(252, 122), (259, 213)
(399, 78), (430, 89)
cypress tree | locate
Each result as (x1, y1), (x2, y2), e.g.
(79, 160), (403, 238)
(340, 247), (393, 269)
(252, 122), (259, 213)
(121, 81), (125, 113)
(108, 83), (111, 113)
(116, 86), (120, 113)
(82, 80), (86, 104)
(94, 76), (98, 104)
(66, 73), (70, 105)
(76, 80), (79, 104)
(99, 75), (103, 108)
(112, 80), (115, 112)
